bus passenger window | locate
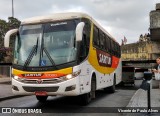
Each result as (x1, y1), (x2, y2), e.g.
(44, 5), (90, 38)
(99, 31), (103, 49)
(93, 26), (99, 47)
(105, 36), (110, 53)
(79, 34), (88, 62)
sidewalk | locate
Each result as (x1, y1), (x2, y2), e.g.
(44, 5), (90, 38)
(125, 87), (160, 115)
(127, 89), (160, 107)
(0, 77), (11, 84)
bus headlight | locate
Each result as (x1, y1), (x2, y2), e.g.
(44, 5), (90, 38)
(13, 76), (25, 82)
(13, 76), (21, 81)
(66, 74), (72, 80)
(72, 70), (81, 77)
(14, 76), (19, 80)
(60, 70), (81, 80)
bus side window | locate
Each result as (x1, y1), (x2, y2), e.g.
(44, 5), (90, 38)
(81, 18), (91, 47)
(82, 33), (87, 57)
(110, 39), (113, 55)
(119, 45), (121, 57)
(117, 43), (120, 57)
(79, 19), (91, 62)
(115, 43), (118, 57)
(115, 43), (120, 58)
(93, 26), (99, 47)
(100, 32), (105, 50)
(105, 36), (110, 53)
(99, 31), (103, 49)
(113, 42), (116, 56)
(79, 33), (87, 62)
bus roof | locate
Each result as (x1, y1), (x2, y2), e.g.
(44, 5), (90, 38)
(21, 12), (118, 44)
(21, 12), (90, 24)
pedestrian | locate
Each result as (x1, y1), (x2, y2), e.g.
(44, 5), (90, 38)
(152, 57), (160, 80)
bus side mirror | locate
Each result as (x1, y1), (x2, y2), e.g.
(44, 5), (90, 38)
(76, 22), (85, 41)
(4, 29), (18, 47)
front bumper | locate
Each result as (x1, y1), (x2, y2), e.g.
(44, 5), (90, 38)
(12, 77), (80, 96)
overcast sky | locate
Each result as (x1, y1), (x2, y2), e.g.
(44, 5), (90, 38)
(0, 0), (160, 44)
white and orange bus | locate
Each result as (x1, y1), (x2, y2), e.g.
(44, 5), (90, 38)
(4, 12), (122, 105)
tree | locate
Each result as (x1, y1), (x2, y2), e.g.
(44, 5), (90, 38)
(0, 19), (9, 47)
(0, 17), (21, 63)
(8, 17), (21, 29)
(0, 17), (20, 48)
(7, 17), (21, 48)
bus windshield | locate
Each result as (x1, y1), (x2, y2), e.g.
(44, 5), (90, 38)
(14, 20), (78, 67)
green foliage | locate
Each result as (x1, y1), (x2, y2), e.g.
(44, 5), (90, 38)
(0, 17), (20, 48)
(7, 17), (21, 49)
(0, 19), (8, 47)
(0, 17), (21, 63)
(8, 17), (21, 29)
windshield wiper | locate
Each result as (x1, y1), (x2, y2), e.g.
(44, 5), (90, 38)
(39, 33), (58, 69)
(35, 37), (39, 55)
(23, 37), (39, 69)
(43, 47), (57, 69)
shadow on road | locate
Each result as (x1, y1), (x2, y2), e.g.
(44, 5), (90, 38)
(35, 90), (113, 107)
(34, 90), (122, 113)
(32, 81), (142, 113)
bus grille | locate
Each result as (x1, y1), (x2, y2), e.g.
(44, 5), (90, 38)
(23, 86), (59, 92)
(20, 78), (63, 84)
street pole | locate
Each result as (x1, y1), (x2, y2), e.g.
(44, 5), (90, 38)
(141, 72), (152, 114)
(147, 82), (151, 114)
(12, 0), (14, 17)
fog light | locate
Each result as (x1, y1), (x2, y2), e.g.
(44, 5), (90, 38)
(12, 85), (19, 91)
(65, 85), (76, 91)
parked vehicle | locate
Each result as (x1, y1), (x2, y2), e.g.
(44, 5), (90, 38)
(134, 68), (148, 80)
(122, 66), (135, 86)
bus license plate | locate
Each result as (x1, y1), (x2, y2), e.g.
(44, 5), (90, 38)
(35, 91), (47, 96)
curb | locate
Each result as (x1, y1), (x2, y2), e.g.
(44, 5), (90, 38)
(0, 78), (11, 84)
(126, 89), (141, 107)
(0, 81), (11, 84)
(0, 95), (25, 102)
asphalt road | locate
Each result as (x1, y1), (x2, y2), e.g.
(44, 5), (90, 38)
(0, 80), (142, 116)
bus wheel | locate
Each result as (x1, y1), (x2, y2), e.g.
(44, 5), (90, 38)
(80, 92), (91, 105)
(120, 81), (124, 86)
(80, 77), (96, 105)
(109, 77), (116, 93)
(104, 77), (116, 93)
(91, 78), (96, 99)
(36, 96), (48, 102)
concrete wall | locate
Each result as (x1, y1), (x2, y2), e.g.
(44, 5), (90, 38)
(150, 3), (160, 40)
(121, 41), (160, 61)
(150, 11), (160, 29)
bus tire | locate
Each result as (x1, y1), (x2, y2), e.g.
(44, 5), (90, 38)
(91, 76), (96, 99)
(80, 92), (91, 105)
(104, 76), (116, 93)
(119, 81), (124, 86)
(109, 76), (116, 93)
(36, 96), (48, 102)
(80, 76), (96, 105)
